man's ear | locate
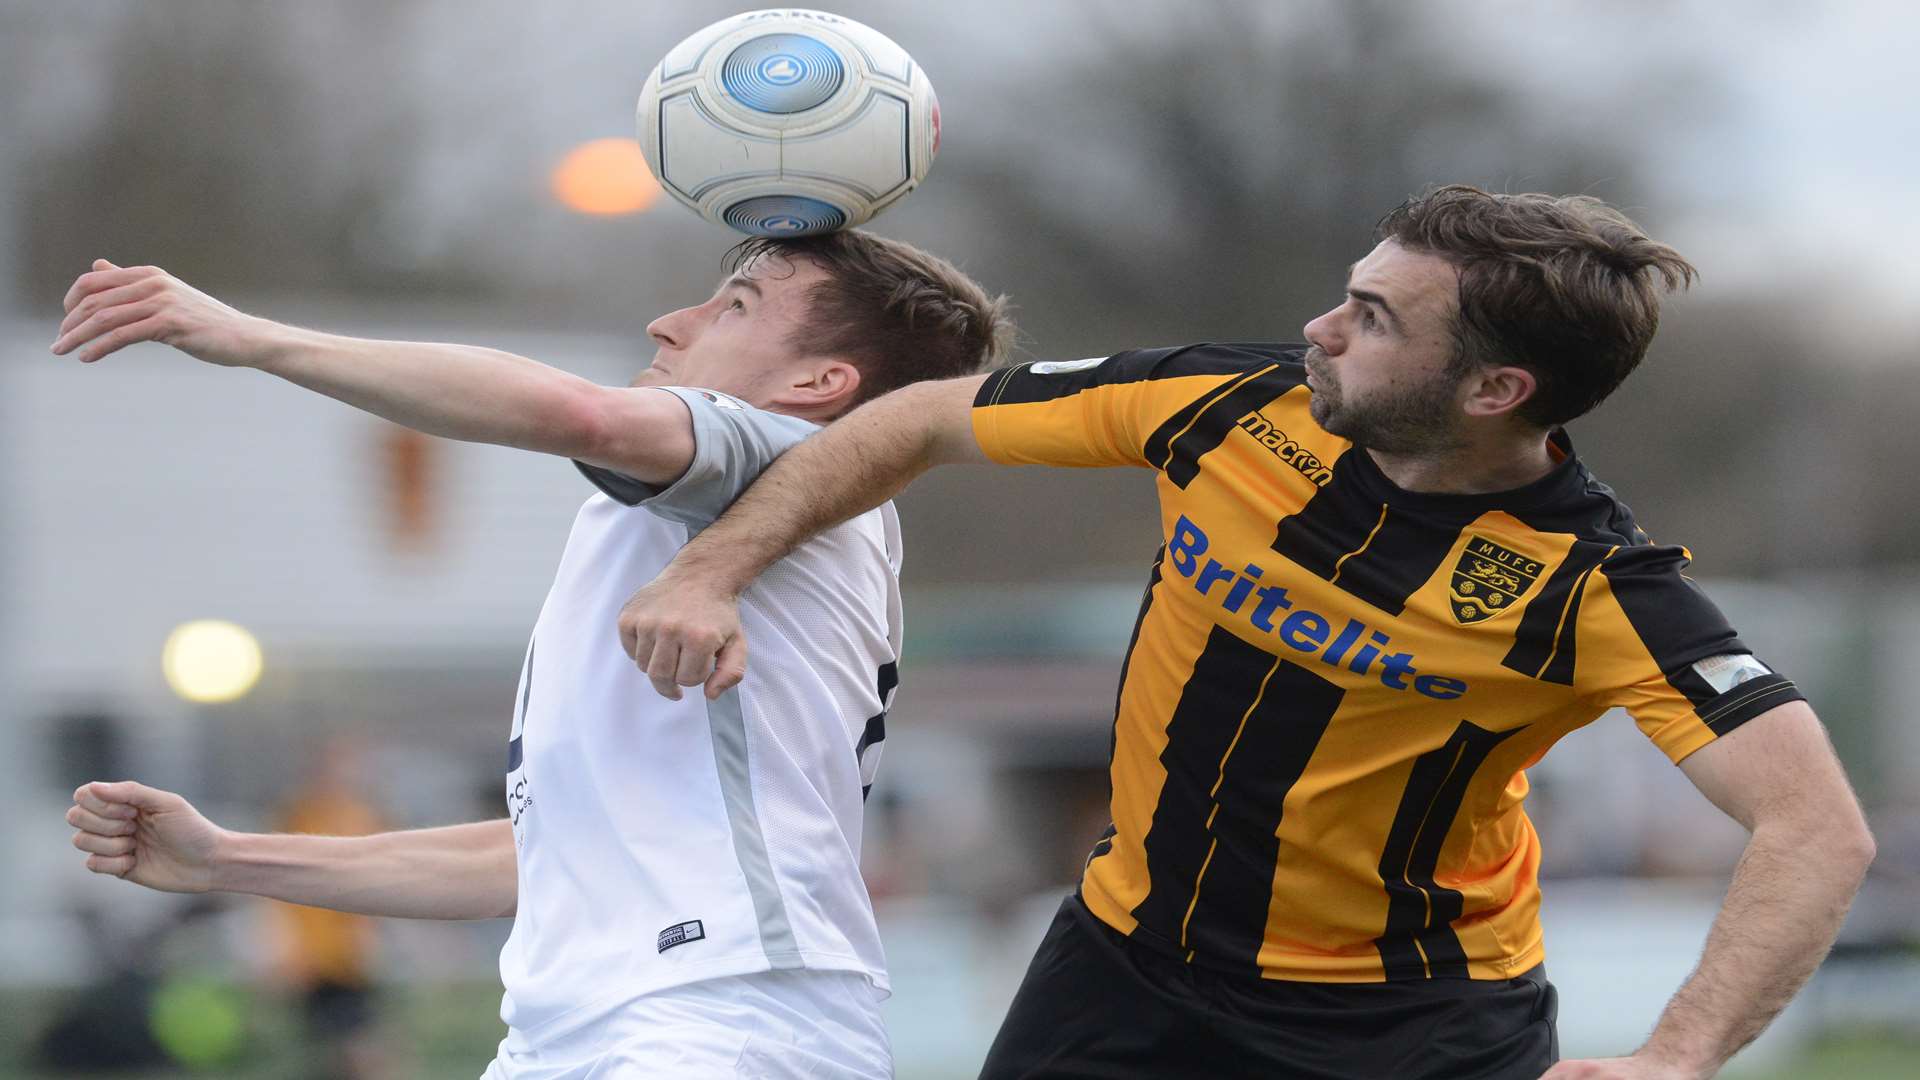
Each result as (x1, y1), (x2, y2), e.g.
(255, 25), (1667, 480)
(773, 358), (863, 416)
(1462, 364), (1537, 420)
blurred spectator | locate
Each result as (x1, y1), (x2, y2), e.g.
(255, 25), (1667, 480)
(269, 738), (392, 1080)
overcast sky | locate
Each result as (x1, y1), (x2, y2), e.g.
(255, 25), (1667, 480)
(1439, 1), (1916, 343)
(4, 0), (1912, 344)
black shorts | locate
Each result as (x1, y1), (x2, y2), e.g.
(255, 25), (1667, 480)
(979, 895), (1558, 1080)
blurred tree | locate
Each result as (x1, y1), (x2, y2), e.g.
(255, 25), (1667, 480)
(940, 1), (1705, 348)
(17, 2), (488, 303)
(16, 0), (1915, 582)
(902, 0), (1920, 583)
(902, 0), (1757, 581)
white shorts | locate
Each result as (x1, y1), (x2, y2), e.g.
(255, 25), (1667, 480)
(480, 969), (892, 1079)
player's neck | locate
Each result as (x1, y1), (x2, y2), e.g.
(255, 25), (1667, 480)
(1365, 429), (1557, 497)
(764, 400), (835, 427)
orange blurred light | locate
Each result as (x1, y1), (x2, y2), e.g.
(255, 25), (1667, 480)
(551, 138), (662, 216)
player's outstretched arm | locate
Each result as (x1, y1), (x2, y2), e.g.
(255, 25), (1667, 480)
(1541, 701), (1875, 1080)
(50, 260), (696, 484)
(618, 372), (991, 699)
(70, 780), (518, 920)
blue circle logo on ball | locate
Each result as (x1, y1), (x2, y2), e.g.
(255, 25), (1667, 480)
(758, 54), (806, 85)
(722, 33), (844, 113)
(723, 196), (847, 237)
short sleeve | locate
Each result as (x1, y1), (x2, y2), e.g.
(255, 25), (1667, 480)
(1576, 544), (1806, 763)
(970, 343), (1306, 471)
(574, 387), (818, 531)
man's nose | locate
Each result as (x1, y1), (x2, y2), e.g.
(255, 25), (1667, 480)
(646, 308), (692, 349)
(1302, 309), (1341, 354)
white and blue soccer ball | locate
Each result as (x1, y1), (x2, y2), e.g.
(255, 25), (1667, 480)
(637, 9), (940, 236)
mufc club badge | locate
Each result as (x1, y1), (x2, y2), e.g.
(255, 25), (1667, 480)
(1450, 536), (1544, 624)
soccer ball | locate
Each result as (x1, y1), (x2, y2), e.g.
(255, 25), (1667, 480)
(636, 9), (940, 236)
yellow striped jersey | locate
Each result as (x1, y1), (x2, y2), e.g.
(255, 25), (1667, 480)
(971, 343), (1803, 983)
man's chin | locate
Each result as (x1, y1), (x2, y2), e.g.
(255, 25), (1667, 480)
(1312, 405), (1381, 450)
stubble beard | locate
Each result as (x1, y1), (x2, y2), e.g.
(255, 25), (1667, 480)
(1304, 346), (1468, 457)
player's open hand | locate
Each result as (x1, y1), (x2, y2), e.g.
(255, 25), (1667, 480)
(618, 571), (749, 701)
(68, 780), (226, 894)
(52, 260), (261, 366)
(1541, 1055), (1706, 1079)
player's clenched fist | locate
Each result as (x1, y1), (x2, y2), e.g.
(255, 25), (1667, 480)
(617, 570), (750, 702)
(68, 780), (225, 894)
(51, 260), (263, 366)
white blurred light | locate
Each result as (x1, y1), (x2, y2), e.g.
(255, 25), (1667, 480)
(161, 620), (264, 704)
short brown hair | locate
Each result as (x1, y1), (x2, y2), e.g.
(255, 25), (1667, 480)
(1377, 185), (1697, 428)
(731, 230), (1015, 410)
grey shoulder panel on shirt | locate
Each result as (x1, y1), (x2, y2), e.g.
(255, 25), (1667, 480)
(576, 460), (657, 506)
(573, 387), (819, 530)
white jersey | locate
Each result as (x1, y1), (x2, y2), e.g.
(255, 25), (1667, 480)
(496, 387), (902, 1052)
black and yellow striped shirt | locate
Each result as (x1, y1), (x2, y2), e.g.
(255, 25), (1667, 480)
(971, 343), (1802, 983)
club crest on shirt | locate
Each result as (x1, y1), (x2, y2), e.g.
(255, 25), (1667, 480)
(1449, 536), (1544, 624)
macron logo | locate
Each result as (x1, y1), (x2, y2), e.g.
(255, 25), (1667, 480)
(1236, 409), (1334, 487)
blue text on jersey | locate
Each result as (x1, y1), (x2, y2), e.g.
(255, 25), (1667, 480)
(1168, 515), (1468, 700)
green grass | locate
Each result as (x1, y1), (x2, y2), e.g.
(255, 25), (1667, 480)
(7, 985), (1916, 1079)
(3, 981), (507, 1079)
(1723, 1031), (1920, 1080)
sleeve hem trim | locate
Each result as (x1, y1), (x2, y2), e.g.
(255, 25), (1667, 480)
(1699, 674), (1804, 737)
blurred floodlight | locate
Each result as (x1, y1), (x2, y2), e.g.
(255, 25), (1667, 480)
(551, 137), (663, 215)
(161, 620), (264, 704)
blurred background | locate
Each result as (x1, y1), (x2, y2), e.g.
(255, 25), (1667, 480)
(3, 1), (1915, 1076)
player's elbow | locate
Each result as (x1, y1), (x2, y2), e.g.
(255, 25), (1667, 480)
(1821, 793), (1877, 873)
(1773, 800), (1877, 879)
(1822, 819), (1877, 896)
(1834, 813), (1877, 874)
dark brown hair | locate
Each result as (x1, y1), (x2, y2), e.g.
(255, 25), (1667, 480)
(1376, 185), (1697, 427)
(730, 230), (1015, 411)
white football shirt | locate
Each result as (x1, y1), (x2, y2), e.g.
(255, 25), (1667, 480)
(496, 387), (902, 1050)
